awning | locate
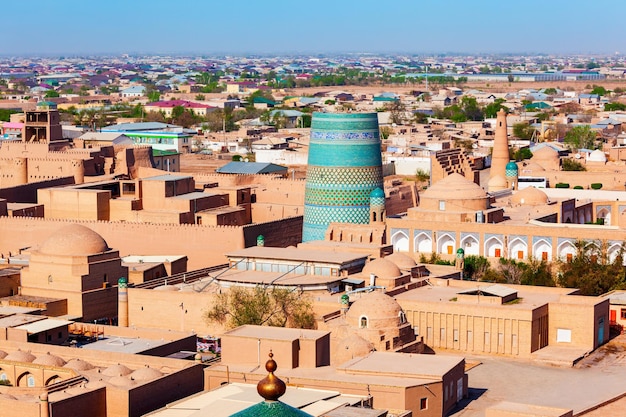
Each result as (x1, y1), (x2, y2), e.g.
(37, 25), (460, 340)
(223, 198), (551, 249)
(342, 278), (364, 285)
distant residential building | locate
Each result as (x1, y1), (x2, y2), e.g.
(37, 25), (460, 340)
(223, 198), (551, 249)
(144, 100), (216, 117)
(119, 85), (146, 98)
(102, 122), (192, 153)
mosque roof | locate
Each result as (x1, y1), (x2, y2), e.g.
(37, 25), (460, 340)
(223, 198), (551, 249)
(588, 149), (607, 162)
(422, 173), (487, 200)
(38, 224), (109, 256)
(33, 352), (66, 367)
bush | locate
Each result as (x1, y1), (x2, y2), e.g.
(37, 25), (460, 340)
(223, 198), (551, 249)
(232, 155), (242, 161)
(562, 158), (586, 171)
(591, 183), (602, 190)
(573, 186), (583, 189)
(555, 183), (570, 188)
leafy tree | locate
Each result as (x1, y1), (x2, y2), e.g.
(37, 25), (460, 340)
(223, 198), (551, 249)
(463, 255), (493, 281)
(513, 147), (533, 161)
(513, 123), (535, 140)
(558, 241), (626, 296)
(0, 109), (18, 122)
(520, 259), (555, 287)
(605, 102), (626, 111)
(195, 94), (206, 101)
(147, 90), (160, 102)
(590, 85), (607, 96)
(44, 90), (60, 98)
(415, 168), (430, 183)
(559, 102), (582, 114)
(543, 88), (557, 95)
(460, 96), (483, 121)
(484, 99), (508, 119)
(564, 125), (597, 150)
(204, 285), (316, 329)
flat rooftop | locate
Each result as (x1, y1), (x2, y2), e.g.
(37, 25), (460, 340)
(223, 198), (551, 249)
(214, 269), (344, 287)
(143, 174), (192, 182)
(80, 335), (173, 354)
(0, 313), (45, 328)
(338, 351), (464, 379)
(144, 382), (369, 417)
(223, 325), (329, 341)
(226, 247), (368, 264)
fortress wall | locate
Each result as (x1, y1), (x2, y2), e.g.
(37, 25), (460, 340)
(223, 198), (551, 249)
(0, 216), (303, 270)
(0, 176), (75, 203)
(243, 216), (303, 247)
(0, 217), (247, 269)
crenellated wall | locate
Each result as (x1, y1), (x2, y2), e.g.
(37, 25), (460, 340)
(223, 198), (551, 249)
(0, 216), (302, 270)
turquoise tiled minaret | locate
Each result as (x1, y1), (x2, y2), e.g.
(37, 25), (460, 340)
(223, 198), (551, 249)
(302, 112), (384, 242)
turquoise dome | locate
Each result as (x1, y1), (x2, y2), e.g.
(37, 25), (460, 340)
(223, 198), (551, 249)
(370, 187), (385, 198)
(231, 401), (313, 417)
(505, 161), (518, 178)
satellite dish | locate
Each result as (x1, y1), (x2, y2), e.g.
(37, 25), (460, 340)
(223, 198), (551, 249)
(575, 153), (581, 159)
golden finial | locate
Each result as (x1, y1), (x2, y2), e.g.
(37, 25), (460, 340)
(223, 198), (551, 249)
(257, 350), (286, 401)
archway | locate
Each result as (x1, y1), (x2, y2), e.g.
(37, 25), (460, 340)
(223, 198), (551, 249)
(484, 236), (504, 258)
(532, 239), (552, 261)
(557, 240), (576, 262)
(509, 238), (527, 260)
(415, 232), (433, 254)
(460, 235), (480, 256)
(437, 233), (456, 256)
(391, 231), (409, 252)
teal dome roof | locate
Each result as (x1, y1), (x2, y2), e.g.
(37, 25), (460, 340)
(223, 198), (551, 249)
(370, 187), (385, 198)
(231, 400), (313, 417)
(506, 161), (518, 171)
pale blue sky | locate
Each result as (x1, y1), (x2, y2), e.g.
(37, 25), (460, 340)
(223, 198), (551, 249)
(5, 0), (625, 55)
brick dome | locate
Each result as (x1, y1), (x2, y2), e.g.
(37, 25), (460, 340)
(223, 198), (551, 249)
(64, 358), (94, 371)
(39, 224), (109, 256)
(130, 366), (162, 381)
(4, 350), (36, 363)
(511, 187), (549, 206)
(33, 353), (66, 367)
(362, 258), (401, 280)
(385, 252), (417, 269)
(102, 363), (132, 377)
(346, 291), (403, 330)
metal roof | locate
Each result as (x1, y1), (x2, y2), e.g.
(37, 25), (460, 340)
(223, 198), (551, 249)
(216, 161), (288, 175)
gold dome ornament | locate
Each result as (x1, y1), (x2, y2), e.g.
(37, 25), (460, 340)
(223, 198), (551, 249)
(257, 351), (286, 401)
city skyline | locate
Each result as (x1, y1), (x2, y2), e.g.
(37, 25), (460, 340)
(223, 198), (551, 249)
(5, 0), (626, 56)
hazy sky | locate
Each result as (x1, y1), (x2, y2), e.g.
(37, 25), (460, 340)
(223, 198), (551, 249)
(5, 0), (625, 56)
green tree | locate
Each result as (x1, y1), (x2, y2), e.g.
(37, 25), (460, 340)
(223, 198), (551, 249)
(195, 94), (206, 101)
(564, 125), (597, 150)
(561, 158), (586, 171)
(590, 85), (608, 96)
(484, 98), (508, 119)
(543, 88), (557, 95)
(147, 90), (160, 102)
(605, 102), (626, 111)
(204, 285), (316, 329)
(558, 241), (626, 296)
(44, 90), (60, 98)
(513, 147), (533, 161)
(460, 96), (483, 121)
(513, 123), (535, 140)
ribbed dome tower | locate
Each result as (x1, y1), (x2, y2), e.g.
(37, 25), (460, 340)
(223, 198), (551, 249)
(303, 112), (384, 242)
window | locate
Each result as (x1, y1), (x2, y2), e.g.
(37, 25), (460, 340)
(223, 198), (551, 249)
(360, 316), (368, 329)
(439, 200), (446, 211)
(420, 397), (428, 410)
(517, 250), (524, 259)
(566, 253), (573, 263)
(495, 248), (501, 257)
(542, 252), (548, 261)
(621, 309), (626, 320)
